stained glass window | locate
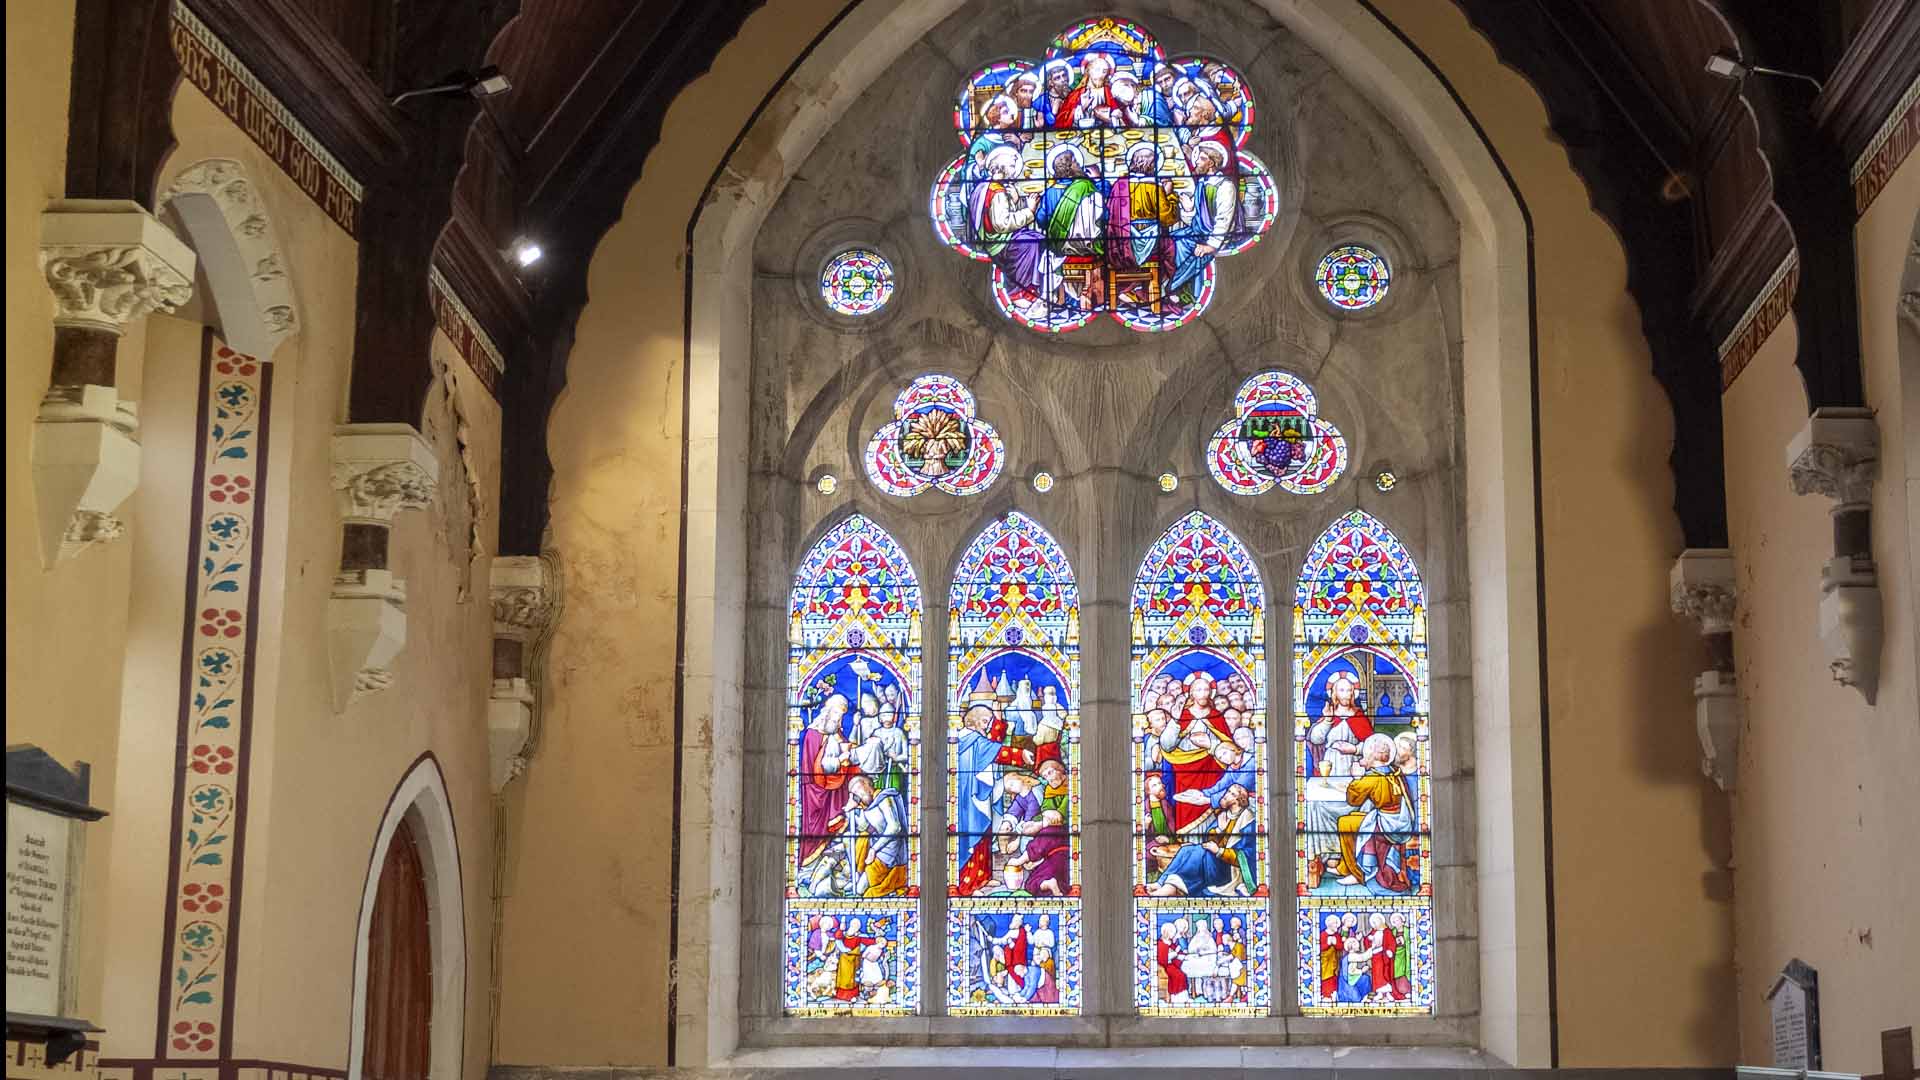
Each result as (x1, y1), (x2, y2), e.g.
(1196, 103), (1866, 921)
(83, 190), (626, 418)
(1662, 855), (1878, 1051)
(1293, 510), (1434, 1015)
(864, 374), (1005, 497)
(1207, 371), (1348, 496)
(1314, 245), (1390, 311)
(821, 248), (896, 316)
(946, 512), (1081, 1014)
(784, 515), (922, 1015)
(1130, 511), (1270, 1015)
(929, 17), (1279, 333)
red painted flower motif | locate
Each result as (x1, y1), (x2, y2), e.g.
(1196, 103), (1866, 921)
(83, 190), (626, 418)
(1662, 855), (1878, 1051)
(207, 474), (252, 503)
(199, 608), (244, 638)
(190, 744), (237, 775)
(214, 346), (258, 376)
(170, 1018), (217, 1051)
(181, 882), (226, 913)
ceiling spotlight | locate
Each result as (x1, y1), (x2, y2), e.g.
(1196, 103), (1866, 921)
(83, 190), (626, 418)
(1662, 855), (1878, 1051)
(506, 238), (543, 268)
(391, 65), (513, 107)
(1704, 50), (1824, 93)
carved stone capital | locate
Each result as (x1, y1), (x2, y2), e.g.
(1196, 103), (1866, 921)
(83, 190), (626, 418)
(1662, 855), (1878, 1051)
(331, 423), (438, 526)
(490, 555), (559, 643)
(40, 200), (196, 335)
(1786, 407), (1878, 510)
(1669, 548), (1738, 638)
(1819, 556), (1882, 706)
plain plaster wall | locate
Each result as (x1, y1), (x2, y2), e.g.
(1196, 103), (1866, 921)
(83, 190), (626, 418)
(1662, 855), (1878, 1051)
(502, 0), (1730, 1068)
(3, 0), (133, 1039)
(1720, 152), (1920, 1075)
(84, 80), (501, 1078)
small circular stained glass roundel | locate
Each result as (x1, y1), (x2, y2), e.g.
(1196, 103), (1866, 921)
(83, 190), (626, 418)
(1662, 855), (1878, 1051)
(1031, 471), (1055, 493)
(1315, 244), (1391, 311)
(815, 474), (839, 496)
(1157, 472), (1180, 493)
(820, 248), (896, 316)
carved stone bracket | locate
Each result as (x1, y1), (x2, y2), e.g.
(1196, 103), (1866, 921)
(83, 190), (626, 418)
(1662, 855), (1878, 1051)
(488, 553), (562, 791)
(1670, 549), (1742, 790)
(41, 200), (196, 334)
(328, 424), (438, 711)
(32, 203), (196, 567)
(1786, 407), (1881, 704)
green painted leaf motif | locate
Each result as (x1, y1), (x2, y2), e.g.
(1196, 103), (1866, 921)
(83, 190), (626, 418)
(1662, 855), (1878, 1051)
(193, 852), (224, 866)
(183, 990), (215, 1005)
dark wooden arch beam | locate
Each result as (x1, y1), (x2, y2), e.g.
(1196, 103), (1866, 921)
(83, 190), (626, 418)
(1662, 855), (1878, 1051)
(64, 0), (181, 205)
(1457, 0), (1731, 549)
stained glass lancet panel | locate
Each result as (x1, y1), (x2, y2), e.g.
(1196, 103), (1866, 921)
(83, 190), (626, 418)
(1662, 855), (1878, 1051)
(945, 512), (1081, 1014)
(783, 515), (922, 1015)
(1130, 511), (1270, 1015)
(1293, 510), (1435, 1015)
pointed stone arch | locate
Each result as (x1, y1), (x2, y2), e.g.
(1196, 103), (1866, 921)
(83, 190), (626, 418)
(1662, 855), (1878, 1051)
(160, 158), (300, 361)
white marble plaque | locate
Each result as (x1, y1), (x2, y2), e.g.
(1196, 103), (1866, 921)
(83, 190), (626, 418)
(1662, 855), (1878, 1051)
(5, 802), (73, 1016)
(1770, 970), (1812, 1069)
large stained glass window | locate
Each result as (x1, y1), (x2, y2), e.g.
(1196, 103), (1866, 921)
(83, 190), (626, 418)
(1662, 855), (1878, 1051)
(929, 17), (1278, 333)
(784, 515), (922, 1015)
(1130, 511), (1270, 1015)
(946, 512), (1081, 1014)
(1293, 510), (1434, 1015)
(1207, 370), (1348, 497)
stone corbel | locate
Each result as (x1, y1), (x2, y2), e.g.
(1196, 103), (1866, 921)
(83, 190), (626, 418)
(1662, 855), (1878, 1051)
(328, 424), (438, 712)
(488, 553), (562, 791)
(1786, 407), (1881, 704)
(1669, 549), (1741, 790)
(34, 201), (196, 565)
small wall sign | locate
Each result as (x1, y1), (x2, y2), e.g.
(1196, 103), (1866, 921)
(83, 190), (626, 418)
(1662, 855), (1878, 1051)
(1767, 957), (1821, 1071)
(5, 745), (107, 1064)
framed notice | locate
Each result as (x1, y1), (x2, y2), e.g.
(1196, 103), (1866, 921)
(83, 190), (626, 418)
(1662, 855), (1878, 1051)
(5, 745), (106, 1063)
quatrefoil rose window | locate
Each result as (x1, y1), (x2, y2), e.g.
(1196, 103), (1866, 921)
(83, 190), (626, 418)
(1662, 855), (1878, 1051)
(929, 17), (1279, 333)
(1207, 371), (1348, 495)
(864, 375), (1005, 496)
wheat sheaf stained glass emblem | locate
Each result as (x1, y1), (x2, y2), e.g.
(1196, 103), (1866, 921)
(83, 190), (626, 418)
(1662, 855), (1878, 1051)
(1208, 370), (1348, 496)
(1130, 512), (1271, 1015)
(1294, 510), (1435, 1016)
(946, 512), (1082, 1014)
(822, 248), (896, 316)
(784, 514), (923, 1015)
(864, 374), (1005, 497)
(929, 17), (1279, 333)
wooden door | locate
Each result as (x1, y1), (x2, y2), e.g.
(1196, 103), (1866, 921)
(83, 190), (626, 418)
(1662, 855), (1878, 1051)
(364, 817), (432, 1080)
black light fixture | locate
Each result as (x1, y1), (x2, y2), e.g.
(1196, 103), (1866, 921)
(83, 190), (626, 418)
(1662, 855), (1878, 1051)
(391, 65), (512, 107)
(1704, 50), (1824, 94)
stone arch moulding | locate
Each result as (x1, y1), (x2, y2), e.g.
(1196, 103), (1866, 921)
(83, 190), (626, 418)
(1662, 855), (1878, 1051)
(593, 0), (1554, 1067)
(347, 753), (466, 1080)
(160, 157), (302, 362)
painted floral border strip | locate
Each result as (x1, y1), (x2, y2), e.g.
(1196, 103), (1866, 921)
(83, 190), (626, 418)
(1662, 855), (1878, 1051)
(156, 338), (272, 1059)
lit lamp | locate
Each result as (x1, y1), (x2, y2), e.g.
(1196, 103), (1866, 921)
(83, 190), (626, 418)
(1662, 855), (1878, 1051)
(391, 65), (513, 107)
(1704, 50), (1824, 93)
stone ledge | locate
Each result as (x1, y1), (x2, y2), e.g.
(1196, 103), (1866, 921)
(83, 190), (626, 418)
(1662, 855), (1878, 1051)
(492, 1050), (1740, 1079)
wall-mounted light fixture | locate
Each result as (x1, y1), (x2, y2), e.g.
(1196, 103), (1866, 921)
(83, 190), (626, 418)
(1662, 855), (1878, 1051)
(391, 65), (513, 107)
(1704, 50), (1824, 94)
(505, 238), (543, 269)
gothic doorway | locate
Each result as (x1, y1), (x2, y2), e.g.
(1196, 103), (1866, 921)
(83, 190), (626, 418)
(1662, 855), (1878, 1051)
(362, 816), (432, 1079)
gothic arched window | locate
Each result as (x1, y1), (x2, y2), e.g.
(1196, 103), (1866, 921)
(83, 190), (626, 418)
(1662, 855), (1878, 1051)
(1293, 510), (1434, 1014)
(784, 514), (923, 1015)
(1130, 511), (1270, 1014)
(946, 511), (1081, 1013)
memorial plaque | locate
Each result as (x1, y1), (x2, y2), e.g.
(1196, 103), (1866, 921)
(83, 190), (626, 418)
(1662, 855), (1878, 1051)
(1768, 958), (1821, 1071)
(5, 801), (74, 1016)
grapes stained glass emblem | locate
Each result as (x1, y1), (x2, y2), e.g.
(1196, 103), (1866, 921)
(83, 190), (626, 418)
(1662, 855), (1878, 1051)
(865, 375), (1004, 497)
(1208, 371), (1347, 496)
(821, 248), (896, 316)
(929, 17), (1280, 333)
